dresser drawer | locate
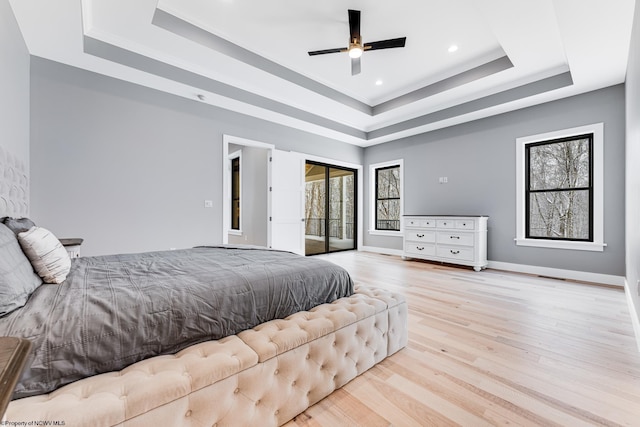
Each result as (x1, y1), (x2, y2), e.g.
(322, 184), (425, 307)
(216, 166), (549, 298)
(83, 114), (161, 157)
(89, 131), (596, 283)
(455, 220), (475, 230)
(436, 219), (455, 228)
(404, 230), (436, 243)
(405, 218), (436, 228)
(436, 246), (475, 262)
(405, 243), (436, 256)
(436, 231), (474, 246)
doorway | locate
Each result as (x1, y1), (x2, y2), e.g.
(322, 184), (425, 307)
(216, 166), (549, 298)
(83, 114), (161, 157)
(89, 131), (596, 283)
(222, 135), (275, 248)
(305, 161), (357, 255)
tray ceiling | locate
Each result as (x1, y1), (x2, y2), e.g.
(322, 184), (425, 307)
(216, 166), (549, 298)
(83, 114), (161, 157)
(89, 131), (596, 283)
(9, 0), (636, 146)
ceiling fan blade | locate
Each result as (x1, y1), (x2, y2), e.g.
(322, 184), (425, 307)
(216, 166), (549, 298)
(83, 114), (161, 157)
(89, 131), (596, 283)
(348, 9), (361, 43)
(309, 9), (404, 76)
(351, 57), (361, 76)
(308, 47), (347, 56)
(364, 37), (407, 51)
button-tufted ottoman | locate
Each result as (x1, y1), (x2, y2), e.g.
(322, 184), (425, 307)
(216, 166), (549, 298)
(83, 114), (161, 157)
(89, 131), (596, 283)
(6, 286), (407, 426)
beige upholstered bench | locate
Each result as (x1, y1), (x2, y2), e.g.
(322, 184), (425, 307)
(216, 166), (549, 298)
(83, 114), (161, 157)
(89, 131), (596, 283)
(6, 286), (407, 426)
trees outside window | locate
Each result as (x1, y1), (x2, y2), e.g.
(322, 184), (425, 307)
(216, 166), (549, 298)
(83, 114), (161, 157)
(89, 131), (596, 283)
(375, 165), (401, 231)
(304, 174), (355, 239)
(526, 135), (592, 241)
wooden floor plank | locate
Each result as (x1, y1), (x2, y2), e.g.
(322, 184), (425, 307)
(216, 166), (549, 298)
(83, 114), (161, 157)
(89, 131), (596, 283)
(282, 252), (640, 427)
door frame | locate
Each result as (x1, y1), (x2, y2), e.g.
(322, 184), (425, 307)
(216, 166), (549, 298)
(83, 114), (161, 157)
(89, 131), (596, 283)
(304, 154), (363, 252)
(305, 160), (358, 255)
(222, 135), (275, 245)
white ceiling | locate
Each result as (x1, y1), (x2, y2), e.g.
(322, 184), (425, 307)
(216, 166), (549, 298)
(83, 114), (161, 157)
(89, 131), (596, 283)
(9, 0), (636, 147)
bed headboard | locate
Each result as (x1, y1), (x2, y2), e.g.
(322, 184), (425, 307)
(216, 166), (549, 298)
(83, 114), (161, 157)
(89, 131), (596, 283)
(0, 145), (29, 218)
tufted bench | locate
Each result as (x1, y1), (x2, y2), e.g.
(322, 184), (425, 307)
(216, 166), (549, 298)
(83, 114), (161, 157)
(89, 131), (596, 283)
(5, 286), (407, 426)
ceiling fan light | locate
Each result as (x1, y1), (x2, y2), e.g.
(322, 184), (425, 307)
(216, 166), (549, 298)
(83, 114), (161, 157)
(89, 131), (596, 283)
(349, 46), (363, 59)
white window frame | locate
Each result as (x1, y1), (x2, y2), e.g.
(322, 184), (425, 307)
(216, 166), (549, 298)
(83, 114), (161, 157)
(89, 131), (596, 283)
(515, 123), (605, 251)
(228, 149), (242, 236)
(369, 159), (404, 237)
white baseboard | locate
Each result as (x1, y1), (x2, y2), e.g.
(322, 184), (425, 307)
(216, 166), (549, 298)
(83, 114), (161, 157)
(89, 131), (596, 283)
(359, 250), (625, 286)
(360, 246), (404, 257)
(488, 260), (624, 287)
(624, 279), (640, 353)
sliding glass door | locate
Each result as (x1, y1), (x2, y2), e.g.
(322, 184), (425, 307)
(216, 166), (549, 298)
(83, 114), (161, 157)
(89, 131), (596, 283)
(305, 161), (357, 255)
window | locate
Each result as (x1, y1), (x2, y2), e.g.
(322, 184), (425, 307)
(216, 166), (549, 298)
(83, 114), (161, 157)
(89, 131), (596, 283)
(230, 154), (240, 231)
(526, 135), (592, 241)
(369, 160), (403, 234)
(516, 124), (604, 251)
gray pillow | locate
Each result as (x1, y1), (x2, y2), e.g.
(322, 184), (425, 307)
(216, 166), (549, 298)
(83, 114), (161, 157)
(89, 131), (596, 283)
(0, 222), (43, 316)
(3, 217), (36, 235)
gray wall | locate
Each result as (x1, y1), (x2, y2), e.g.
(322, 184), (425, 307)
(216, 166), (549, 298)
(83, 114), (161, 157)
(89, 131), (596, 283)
(21, 32), (630, 279)
(364, 85), (625, 276)
(0, 0), (30, 188)
(30, 58), (362, 256)
(626, 4), (640, 327)
(228, 145), (268, 246)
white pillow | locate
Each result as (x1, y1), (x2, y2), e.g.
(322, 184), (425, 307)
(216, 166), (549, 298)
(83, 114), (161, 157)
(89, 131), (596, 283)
(18, 226), (71, 284)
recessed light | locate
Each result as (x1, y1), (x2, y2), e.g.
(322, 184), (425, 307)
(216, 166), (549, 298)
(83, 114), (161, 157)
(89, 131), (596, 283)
(375, 79), (383, 86)
(448, 44), (459, 53)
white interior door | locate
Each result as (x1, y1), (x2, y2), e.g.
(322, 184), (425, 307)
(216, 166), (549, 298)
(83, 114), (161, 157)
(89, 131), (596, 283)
(269, 149), (305, 255)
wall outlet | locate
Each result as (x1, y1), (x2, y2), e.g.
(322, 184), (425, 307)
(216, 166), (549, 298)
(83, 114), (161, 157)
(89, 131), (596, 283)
(439, 177), (448, 184)
(204, 200), (213, 208)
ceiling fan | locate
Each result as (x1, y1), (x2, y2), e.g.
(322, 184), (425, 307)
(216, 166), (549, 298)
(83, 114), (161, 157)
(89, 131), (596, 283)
(308, 9), (407, 76)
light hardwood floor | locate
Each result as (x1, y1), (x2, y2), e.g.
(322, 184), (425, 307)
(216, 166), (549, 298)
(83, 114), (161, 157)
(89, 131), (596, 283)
(284, 251), (640, 427)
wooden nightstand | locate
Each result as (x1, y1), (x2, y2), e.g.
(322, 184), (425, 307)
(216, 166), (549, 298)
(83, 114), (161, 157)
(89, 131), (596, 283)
(59, 238), (83, 258)
(0, 337), (31, 418)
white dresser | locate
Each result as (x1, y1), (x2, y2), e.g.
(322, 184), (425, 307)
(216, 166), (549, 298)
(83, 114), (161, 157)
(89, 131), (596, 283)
(403, 215), (488, 271)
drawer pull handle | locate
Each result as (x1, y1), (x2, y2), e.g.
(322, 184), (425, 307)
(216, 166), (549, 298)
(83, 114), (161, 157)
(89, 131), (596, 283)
(417, 246), (425, 251)
(450, 250), (460, 255)
(450, 235), (460, 239)
(417, 234), (425, 238)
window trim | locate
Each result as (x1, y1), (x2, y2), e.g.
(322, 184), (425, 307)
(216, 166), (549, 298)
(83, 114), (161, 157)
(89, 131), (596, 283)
(516, 123), (605, 251)
(229, 150), (242, 235)
(369, 159), (403, 236)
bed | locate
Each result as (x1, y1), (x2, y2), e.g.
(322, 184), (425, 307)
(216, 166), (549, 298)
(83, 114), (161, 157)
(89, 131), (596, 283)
(0, 220), (407, 425)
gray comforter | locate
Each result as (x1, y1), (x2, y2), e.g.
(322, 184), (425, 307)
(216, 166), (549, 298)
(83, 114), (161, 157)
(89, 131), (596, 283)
(0, 246), (354, 399)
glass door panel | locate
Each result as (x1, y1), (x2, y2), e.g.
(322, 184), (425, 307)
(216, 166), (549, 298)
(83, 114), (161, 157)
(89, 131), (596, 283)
(305, 162), (356, 255)
(305, 163), (327, 255)
(328, 167), (355, 252)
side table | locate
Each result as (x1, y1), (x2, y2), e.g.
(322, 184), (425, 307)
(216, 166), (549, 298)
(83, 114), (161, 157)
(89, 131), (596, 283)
(0, 337), (31, 418)
(59, 238), (83, 258)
